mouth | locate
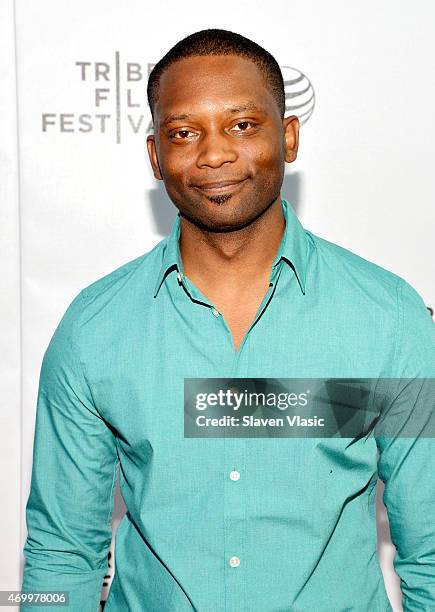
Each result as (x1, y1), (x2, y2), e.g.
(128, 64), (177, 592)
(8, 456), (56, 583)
(192, 178), (248, 194)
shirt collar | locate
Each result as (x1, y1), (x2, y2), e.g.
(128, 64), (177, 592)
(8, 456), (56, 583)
(270, 197), (308, 295)
(153, 197), (308, 298)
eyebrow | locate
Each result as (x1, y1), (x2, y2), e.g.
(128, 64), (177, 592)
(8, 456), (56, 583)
(161, 101), (265, 127)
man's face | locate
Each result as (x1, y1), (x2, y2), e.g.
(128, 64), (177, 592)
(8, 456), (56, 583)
(147, 54), (299, 232)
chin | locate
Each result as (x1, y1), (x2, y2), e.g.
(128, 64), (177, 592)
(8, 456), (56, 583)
(206, 211), (257, 233)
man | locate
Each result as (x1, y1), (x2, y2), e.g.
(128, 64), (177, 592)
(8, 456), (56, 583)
(21, 28), (434, 612)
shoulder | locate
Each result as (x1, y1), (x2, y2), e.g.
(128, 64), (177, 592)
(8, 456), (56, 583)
(306, 230), (434, 374)
(307, 227), (432, 316)
(306, 229), (402, 293)
(306, 228), (432, 309)
(53, 237), (168, 335)
(81, 238), (166, 302)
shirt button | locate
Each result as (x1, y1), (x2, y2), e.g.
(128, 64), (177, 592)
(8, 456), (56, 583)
(229, 556), (240, 567)
(211, 308), (220, 317)
(230, 470), (240, 481)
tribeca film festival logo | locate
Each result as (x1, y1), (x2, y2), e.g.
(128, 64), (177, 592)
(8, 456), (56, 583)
(41, 52), (315, 143)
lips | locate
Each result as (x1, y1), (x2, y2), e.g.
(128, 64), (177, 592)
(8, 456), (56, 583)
(193, 178), (248, 193)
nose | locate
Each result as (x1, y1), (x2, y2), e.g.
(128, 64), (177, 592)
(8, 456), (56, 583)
(196, 127), (238, 169)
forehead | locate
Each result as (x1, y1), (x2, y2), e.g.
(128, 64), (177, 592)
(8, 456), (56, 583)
(155, 55), (275, 121)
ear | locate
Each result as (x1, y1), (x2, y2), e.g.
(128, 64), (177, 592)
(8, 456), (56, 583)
(283, 115), (299, 163)
(146, 134), (163, 180)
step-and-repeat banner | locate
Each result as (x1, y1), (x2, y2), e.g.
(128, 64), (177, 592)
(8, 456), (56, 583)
(2, 1), (434, 611)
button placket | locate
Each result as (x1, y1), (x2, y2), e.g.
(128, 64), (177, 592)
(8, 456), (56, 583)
(223, 431), (247, 611)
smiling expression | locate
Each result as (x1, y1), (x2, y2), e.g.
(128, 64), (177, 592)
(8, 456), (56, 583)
(147, 54), (299, 232)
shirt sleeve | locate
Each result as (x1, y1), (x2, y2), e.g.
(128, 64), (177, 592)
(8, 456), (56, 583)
(20, 291), (119, 612)
(375, 278), (435, 612)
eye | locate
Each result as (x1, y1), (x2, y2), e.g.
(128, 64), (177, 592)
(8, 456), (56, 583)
(170, 129), (196, 140)
(231, 121), (258, 134)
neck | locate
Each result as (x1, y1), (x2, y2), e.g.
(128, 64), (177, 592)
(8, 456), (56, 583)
(179, 196), (285, 290)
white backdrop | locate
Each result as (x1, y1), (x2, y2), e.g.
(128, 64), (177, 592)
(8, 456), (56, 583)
(2, 1), (435, 611)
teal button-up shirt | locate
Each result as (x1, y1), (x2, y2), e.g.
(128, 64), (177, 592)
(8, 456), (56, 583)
(21, 198), (435, 612)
